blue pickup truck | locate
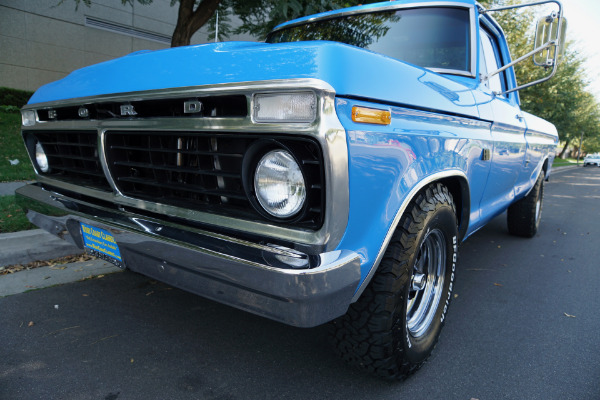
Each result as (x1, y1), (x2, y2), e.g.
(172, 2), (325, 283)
(17, 0), (565, 379)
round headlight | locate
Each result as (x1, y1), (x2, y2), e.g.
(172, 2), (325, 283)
(35, 142), (49, 173)
(254, 150), (306, 218)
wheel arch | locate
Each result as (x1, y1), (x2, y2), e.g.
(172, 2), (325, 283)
(352, 170), (470, 302)
(523, 156), (550, 198)
(542, 156), (550, 179)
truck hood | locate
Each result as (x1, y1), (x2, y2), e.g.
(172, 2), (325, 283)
(28, 41), (478, 118)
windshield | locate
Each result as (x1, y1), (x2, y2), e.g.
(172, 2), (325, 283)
(266, 7), (471, 73)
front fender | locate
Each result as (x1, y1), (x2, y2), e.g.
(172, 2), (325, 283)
(332, 98), (492, 296)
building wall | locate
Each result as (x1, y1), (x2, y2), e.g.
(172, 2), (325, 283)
(0, 0), (255, 93)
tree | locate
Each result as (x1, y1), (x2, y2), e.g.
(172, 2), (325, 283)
(480, 0), (600, 157)
(66, 0), (379, 47)
(172, 0), (222, 46)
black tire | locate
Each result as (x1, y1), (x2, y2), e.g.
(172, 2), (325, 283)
(507, 172), (544, 238)
(330, 183), (458, 380)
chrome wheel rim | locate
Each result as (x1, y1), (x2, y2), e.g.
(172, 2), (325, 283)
(407, 229), (446, 338)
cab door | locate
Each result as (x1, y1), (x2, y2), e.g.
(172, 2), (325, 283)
(477, 25), (527, 225)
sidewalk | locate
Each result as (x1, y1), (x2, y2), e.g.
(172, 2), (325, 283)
(1, 181), (85, 266)
(1, 181), (120, 295)
(0, 181), (29, 196)
(0, 229), (84, 267)
(0, 258), (121, 297)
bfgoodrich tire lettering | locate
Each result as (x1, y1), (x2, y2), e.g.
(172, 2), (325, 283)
(507, 172), (544, 238)
(330, 183), (458, 380)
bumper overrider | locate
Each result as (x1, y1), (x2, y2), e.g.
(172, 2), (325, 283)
(16, 183), (360, 327)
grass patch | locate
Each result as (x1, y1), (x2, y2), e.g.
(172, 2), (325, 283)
(0, 110), (35, 182)
(552, 157), (579, 167)
(0, 195), (35, 233)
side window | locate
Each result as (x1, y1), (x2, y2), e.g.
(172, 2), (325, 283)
(480, 28), (505, 95)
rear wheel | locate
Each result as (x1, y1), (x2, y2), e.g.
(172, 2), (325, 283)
(330, 183), (458, 380)
(507, 172), (544, 238)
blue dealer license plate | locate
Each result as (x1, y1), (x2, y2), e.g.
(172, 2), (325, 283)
(80, 223), (123, 267)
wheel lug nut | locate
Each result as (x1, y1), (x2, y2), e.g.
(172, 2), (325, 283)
(412, 273), (427, 291)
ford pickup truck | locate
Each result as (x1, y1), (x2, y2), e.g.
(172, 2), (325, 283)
(17, 0), (565, 379)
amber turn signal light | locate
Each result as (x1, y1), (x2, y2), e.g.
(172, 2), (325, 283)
(352, 106), (391, 125)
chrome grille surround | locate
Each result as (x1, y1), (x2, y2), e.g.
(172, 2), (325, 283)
(21, 79), (350, 253)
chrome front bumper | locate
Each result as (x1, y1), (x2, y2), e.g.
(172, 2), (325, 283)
(16, 184), (360, 327)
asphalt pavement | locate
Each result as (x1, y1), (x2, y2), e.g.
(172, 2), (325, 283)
(1, 165), (599, 399)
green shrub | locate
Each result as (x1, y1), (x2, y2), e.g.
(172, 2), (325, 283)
(0, 105), (20, 113)
(0, 87), (34, 108)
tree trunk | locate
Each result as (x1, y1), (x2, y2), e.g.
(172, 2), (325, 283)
(171, 0), (222, 47)
(558, 138), (570, 159)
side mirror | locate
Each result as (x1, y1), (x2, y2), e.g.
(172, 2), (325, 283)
(533, 12), (567, 67)
(481, 0), (567, 95)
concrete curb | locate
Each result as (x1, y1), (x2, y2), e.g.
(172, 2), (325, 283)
(0, 181), (30, 196)
(0, 258), (122, 297)
(0, 229), (83, 267)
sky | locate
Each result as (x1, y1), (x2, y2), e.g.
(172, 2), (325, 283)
(559, 0), (600, 100)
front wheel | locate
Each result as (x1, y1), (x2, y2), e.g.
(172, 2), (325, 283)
(330, 183), (458, 380)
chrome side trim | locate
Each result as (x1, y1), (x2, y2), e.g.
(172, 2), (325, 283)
(351, 170), (468, 302)
(269, 2), (478, 78)
(22, 79), (350, 253)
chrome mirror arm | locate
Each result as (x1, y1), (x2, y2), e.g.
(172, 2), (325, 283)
(479, 0), (565, 96)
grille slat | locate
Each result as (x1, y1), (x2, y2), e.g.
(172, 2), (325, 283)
(113, 160), (241, 178)
(48, 154), (98, 163)
(40, 141), (96, 149)
(117, 176), (248, 200)
(51, 166), (107, 178)
(109, 145), (243, 159)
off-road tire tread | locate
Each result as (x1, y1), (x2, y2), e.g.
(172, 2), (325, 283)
(330, 183), (455, 380)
